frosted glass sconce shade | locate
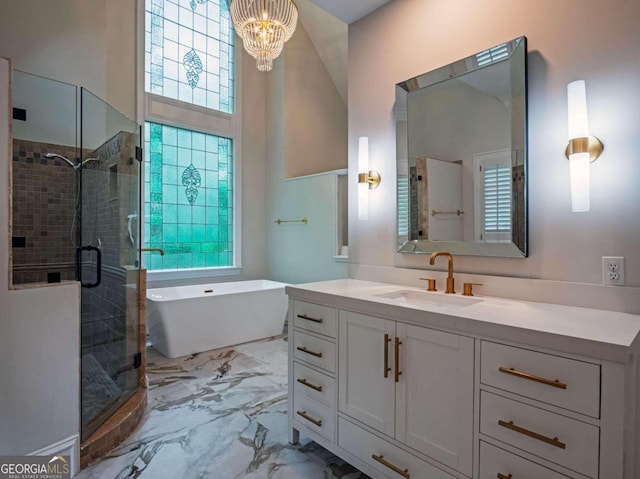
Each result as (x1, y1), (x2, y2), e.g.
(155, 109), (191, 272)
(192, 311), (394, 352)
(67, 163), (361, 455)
(357, 137), (381, 220)
(565, 80), (603, 212)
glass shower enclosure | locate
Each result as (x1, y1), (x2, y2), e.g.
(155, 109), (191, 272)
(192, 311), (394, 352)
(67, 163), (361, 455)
(10, 72), (143, 441)
(79, 88), (142, 440)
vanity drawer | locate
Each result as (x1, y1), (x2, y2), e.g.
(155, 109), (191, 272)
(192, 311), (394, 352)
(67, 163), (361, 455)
(480, 391), (599, 478)
(293, 300), (337, 338)
(293, 361), (336, 407)
(293, 393), (335, 442)
(481, 341), (600, 417)
(293, 330), (336, 373)
(338, 417), (455, 479)
(479, 441), (572, 479)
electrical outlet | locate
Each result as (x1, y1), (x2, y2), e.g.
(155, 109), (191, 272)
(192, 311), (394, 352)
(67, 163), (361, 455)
(602, 256), (625, 286)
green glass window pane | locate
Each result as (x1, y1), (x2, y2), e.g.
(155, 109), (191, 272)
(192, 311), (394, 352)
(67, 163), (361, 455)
(177, 147), (192, 167)
(163, 224), (177, 243)
(178, 224), (192, 242)
(163, 254), (178, 269)
(178, 254), (192, 269)
(206, 207), (218, 224)
(144, 121), (233, 271)
(192, 131), (205, 151)
(192, 253), (206, 268)
(192, 205), (206, 224)
(163, 203), (177, 223)
(162, 125), (178, 145)
(162, 145), (177, 165)
(205, 253), (220, 267)
(162, 185), (178, 204)
(192, 150), (205, 171)
(162, 164), (178, 185)
(178, 204), (192, 223)
(177, 129), (191, 148)
(193, 225), (206, 242)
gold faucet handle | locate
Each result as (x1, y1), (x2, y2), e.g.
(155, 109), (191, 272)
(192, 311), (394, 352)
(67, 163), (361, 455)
(462, 282), (483, 297)
(419, 278), (437, 292)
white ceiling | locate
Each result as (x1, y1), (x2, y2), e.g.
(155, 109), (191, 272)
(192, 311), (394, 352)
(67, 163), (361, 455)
(305, 0), (393, 24)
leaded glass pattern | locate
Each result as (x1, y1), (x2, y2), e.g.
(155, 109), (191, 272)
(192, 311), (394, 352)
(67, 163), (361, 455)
(144, 121), (233, 270)
(145, 0), (235, 113)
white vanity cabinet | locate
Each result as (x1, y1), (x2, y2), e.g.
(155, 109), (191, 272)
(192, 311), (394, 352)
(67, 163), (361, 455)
(338, 310), (474, 476)
(287, 280), (640, 479)
(289, 300), (338, 444)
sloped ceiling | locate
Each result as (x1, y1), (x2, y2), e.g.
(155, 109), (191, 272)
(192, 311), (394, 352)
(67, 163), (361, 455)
(305, 0), (393, 24)
(291, 0), (392, 104)
(295, 0), (347, 104)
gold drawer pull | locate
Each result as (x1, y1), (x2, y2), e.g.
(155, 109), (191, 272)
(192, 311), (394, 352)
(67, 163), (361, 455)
(297, 410), (322, 427)
(297, 313), (323, 324)
(498, 420), (566, 449)
(394, 337), (402, 383)
(371, 454), (410, 478)
(498, 367), (567, 390)
(497, 474), (513, 479)
(384, 333), (392, 378)
(297, 346), (323, 358)
(297, 378), (322, 392)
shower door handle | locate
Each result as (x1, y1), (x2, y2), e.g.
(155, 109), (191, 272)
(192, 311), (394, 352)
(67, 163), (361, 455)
(76, 245), (102, 288)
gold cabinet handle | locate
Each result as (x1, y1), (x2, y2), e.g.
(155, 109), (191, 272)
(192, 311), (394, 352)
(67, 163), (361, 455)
(371, 454), (410, 478)
(297, 410), (322, 427)
(297, 346), (323, 358)
(384, 333), (392, 378)
(297, 378), (322, 392)
(297, 314), (323, 324)
(394, 337), (402, 383)
(498, 367), (567, 390)
(497, 474), (513, 479)
(498, 420), (566, 449)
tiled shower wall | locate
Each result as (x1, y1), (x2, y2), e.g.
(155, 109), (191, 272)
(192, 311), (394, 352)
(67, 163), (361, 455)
(11, 139), (78, 285)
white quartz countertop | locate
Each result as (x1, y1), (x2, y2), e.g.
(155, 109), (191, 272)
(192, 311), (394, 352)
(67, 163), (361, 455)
(286, 279), (640, 363)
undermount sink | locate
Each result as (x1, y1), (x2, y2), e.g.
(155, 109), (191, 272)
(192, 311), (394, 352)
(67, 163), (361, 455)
(374, 289), (482, 308)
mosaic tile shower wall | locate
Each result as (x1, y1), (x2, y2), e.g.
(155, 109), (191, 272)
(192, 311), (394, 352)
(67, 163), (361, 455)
(11, 140), (79, 285)
(144, 122), (233, 270)
(145, 0), (235, 113)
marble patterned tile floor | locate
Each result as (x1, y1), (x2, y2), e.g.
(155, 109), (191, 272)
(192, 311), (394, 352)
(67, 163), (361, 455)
(76, 336), (369, 479)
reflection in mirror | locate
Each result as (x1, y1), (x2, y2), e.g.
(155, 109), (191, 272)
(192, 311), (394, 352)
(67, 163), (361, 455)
(396, 37), (527, 257)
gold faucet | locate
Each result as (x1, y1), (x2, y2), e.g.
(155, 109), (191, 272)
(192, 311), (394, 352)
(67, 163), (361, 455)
(139, 248), (165, 256)
(429, 251), (455, 294)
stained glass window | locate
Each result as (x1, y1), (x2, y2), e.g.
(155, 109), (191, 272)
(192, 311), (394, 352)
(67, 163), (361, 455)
(145, 0), (235, 113)
(143, 122), (234, 270)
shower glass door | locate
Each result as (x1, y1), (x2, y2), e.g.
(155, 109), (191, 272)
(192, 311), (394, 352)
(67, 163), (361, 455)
(80, 88), (142, 440)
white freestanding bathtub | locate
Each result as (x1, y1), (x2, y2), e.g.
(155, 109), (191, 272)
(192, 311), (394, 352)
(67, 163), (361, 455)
(146, 279), (288, 358)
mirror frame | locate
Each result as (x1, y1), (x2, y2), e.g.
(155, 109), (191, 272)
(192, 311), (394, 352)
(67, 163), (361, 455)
(395, 36), (528, 258)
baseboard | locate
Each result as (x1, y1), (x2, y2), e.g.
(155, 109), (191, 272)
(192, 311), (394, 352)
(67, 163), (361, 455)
(29, 435), (80, 477)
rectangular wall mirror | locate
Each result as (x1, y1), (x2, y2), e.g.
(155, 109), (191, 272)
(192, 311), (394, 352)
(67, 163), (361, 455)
(396, 36), (527, 257)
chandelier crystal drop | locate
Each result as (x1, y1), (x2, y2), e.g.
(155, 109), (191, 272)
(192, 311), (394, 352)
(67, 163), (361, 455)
(229, 0), (298, 72)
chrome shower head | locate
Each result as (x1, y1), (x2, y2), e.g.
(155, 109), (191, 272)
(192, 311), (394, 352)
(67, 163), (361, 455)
(45, 153), (78, 169)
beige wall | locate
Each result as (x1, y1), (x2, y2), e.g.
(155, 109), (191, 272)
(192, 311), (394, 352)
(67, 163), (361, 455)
(0, 0), (136, 119)
(348, 0), (640, 287)
(265, 24), (348, 283)
(283, 23), (347, 178)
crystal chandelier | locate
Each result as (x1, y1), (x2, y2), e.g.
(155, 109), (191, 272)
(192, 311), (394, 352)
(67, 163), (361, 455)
(229, 0), (298, 72)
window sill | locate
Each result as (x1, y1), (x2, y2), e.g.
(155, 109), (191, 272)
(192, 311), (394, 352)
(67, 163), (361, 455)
(147, 266), (243, 281)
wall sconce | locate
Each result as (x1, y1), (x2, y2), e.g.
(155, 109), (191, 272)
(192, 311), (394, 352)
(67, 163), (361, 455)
(357, 137), (381, 220)
(566, 80), (603, 212)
